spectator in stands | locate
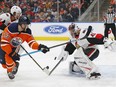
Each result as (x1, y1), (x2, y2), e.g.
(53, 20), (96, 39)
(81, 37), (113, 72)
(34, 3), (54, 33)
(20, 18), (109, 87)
(110, 0), (116, 11)
(60, 10), (74, 22)
(33, 3), (39, 13)
(37, 11), (47, 22)
(2, 0), (92, 22)
(51, 8), (59, 22)
(25, 6), (34, 20)
(32, 12), (41, 22)
(46, 10), (55, 22)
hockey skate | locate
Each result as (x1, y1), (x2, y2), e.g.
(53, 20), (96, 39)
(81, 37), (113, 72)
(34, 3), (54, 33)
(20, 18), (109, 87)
(69, 61), (84, 74)
(12, 62), (19, 75)
(7, 71), (15, 79)
(87, 72), (101, 80)
(7, 62), (19, 79)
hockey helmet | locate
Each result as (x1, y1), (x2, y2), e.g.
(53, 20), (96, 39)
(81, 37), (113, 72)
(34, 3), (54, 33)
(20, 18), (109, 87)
(0, 13), (11, 26)
(68, 23), (75, 30)
(10, 6), (22, 16)
(18, 15), (30, 25)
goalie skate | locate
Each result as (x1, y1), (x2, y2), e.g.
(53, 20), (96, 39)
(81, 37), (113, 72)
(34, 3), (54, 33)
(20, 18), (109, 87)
(69, 61), (84, 74)
(7, 71), (15, 79)
(87, 72), (101, 80)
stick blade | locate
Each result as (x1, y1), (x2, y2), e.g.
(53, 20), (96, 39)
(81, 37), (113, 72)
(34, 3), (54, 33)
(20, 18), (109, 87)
(43, 67), (50, 75)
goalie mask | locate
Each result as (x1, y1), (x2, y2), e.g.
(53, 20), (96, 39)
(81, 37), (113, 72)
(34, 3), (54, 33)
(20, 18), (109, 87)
(68, 23), (80, 38)
(10, 37), (23, 47)
(68, 23), (75, 30)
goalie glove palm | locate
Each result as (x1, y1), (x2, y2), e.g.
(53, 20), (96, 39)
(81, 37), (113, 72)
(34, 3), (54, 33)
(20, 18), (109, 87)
(56, 46), (69, 61)
(38, 44), (49, 53)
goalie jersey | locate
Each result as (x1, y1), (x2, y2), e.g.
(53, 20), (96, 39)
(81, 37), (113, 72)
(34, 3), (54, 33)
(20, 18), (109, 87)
(71, 28), (104, 49)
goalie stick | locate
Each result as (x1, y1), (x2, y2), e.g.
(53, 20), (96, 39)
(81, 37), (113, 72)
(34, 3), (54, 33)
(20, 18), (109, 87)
(20, 45), (50, 75)
(48, 57), (64, 75)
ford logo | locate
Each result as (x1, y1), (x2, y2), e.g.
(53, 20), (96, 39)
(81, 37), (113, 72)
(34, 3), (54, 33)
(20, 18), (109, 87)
(44, 25), (67, 34)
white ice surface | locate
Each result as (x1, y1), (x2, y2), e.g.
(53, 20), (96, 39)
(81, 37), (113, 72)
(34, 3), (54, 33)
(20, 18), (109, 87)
(1, 41), (116, 87)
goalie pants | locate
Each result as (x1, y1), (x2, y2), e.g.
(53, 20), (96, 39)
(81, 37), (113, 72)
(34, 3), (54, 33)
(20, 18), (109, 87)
(65, 42), (99, 61)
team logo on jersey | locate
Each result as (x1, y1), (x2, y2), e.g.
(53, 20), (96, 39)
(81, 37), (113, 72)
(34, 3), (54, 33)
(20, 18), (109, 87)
(10, 37), (23, 47)
(44, 25), (67, 34)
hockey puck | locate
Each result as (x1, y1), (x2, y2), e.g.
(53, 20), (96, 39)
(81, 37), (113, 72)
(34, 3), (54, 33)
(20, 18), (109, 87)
(54, 57), (57, 60)
(46, 66), (49, 69)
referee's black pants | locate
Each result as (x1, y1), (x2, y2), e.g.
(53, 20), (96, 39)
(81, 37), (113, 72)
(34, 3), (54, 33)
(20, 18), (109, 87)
(104, 23), (116, 40)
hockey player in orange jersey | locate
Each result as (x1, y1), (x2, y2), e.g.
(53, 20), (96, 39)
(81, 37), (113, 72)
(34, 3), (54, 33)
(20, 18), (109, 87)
(0, 15), (50, 79)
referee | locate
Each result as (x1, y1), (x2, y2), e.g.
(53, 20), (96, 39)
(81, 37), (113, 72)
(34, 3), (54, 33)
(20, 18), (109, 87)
(103, 6), (116, 40)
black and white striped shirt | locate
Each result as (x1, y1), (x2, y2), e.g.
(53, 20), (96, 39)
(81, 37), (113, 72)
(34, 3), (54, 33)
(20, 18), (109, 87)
(104, 12), (116, 24)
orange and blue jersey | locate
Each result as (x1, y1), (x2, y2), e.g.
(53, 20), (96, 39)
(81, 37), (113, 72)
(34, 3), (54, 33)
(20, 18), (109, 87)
(0, 22), (41, 72)
(1, 22), (40, 55)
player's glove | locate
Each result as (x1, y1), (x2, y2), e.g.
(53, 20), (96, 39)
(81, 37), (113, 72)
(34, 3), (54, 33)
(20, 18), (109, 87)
(38, 44), (49, 53)
(9, 51), (20, 61)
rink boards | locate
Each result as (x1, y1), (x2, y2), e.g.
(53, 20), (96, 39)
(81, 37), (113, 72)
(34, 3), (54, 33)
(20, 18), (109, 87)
(30, 23), (114, 41)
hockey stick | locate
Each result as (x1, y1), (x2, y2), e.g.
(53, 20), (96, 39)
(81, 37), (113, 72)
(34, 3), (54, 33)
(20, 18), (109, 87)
(21, 50), (41, 57)
(48, 40), (75, 49)
(21, 40), (76, 57)
(48, 57), (63, 75)
(20, 45), (49, 75)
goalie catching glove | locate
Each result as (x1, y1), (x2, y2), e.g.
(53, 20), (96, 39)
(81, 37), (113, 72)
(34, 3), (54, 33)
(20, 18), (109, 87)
(38, 44), (50, 53)
(56, 46), (69, 61)
(104, 38), (116, 52)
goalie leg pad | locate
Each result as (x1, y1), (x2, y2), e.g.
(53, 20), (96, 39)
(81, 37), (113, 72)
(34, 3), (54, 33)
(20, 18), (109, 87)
(74, 47), (100, 79)
(69, 61), (84, 74)
(84, 48), (99, 61)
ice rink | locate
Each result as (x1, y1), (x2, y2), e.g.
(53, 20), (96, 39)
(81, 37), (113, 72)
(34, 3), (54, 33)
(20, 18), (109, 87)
(1, 41), (116, 87)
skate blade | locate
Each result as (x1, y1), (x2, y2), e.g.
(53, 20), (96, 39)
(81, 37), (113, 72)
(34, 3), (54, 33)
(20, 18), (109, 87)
(87, 76), (101, 80)
(43, 68), (50, 75)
